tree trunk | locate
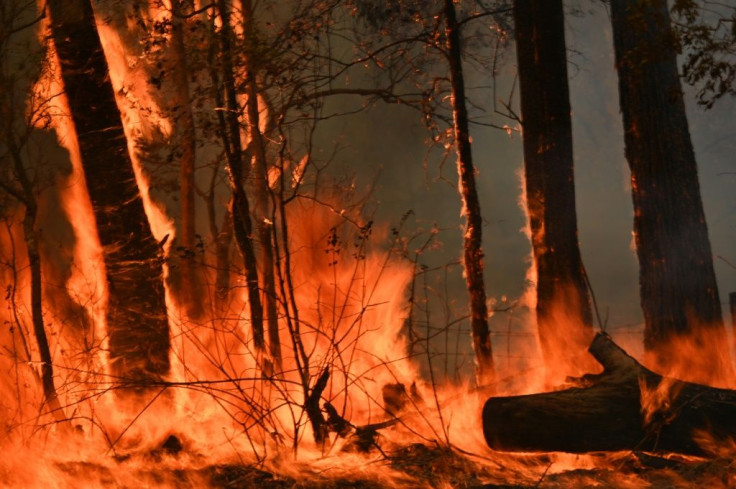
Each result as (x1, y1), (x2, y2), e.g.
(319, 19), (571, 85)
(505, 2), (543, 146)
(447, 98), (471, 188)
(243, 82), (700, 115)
(610, 0), (730, 381)
(730, 292), (736, 344)
(199, 166), (233, 315)
(47, 0), (170, 382)
(241, 0), (282, 370)
(215, 202), (234, 313)
(167, 0), (204, 320)
(214, 0), (265, 354)
(513, 0), (595, 379)
(483, 333), (736, 456)
(443, 0), (494, 385)
(3, 138), (65, 419)
(22, 206), (64, 415)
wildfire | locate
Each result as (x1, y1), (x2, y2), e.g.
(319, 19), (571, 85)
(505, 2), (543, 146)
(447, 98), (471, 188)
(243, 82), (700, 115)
(1, 1), (735, 488)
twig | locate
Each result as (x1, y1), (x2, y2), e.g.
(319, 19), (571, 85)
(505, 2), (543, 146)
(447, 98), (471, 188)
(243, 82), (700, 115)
(534, 462), (553, 488)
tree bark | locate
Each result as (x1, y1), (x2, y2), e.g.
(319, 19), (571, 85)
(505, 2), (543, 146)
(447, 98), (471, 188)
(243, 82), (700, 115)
(2, 139), (65, 419)
(443, 0), (494, 385)
(167, 0), (204, 320)
(47, 0), (170, 382)
(215, 202), (234, 313)
(306, 368), (330, 445)
(214, 0), (265, 354)
(241, 0), (282, 370)
(483, 333), (736, 456)
(199, 165), (233, 316)
(610, 0), (730, 380)
(513, 0), (594, 378)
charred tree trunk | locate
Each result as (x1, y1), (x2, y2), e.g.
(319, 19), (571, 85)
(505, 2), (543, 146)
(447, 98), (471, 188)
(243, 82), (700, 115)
(443, 0), (494, 385)
(47, 0), (170, 382)
(22, 203), (61, 413)
(513, 0), (594, 378)
(1, 3), (65, 417)
(214, 0), (265, 354)
(2, 139), (65, 419)
(242, 0), (282, 370)
(610, 0), (730, 380)
(483, 333), (736, 456)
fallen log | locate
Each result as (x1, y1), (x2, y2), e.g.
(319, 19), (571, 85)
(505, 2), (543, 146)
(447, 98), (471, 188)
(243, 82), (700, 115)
(483, 333), (736, 456)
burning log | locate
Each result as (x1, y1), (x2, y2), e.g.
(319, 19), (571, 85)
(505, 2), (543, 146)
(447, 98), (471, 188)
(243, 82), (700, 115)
(483, 333), (736, 456)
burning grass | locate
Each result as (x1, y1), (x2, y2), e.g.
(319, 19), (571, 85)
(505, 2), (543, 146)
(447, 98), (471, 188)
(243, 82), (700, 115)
(3, 195), (736, 487)
(3, 191), (736, 487)
(9, 436), (736, 488)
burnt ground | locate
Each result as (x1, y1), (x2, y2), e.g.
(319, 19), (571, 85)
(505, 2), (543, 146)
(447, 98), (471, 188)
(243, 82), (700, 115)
(53, 442), (736, 488)
(201, 445), (736, 488)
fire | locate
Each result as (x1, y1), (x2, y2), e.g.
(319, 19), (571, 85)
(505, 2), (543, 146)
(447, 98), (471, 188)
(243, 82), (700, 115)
(514, 167), (599, 388)
(94, 9), (175, 244)
(639, 376), (682, 428)
(642, 324), (736, 389)
(2, 1), (736, 488)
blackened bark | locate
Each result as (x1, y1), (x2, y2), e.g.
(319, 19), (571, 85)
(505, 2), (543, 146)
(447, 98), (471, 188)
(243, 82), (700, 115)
(513, 0), (594, 375)
(483, 333), (736, 456)
(610, 0), (729, 378)
(443, 0), (494, 384)
(23, 206), (60, 409)
(215, 0), (265, 352)
(305, 368), (330, 444)
(4, 139), (64, 417)
(47, 0), (170, 382)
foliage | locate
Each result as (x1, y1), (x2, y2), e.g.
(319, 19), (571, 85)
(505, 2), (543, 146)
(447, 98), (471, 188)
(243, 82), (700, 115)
(672, 0), (736, 108)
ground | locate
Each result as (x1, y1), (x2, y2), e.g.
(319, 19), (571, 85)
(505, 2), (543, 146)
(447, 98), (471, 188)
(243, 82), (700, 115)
(55, 442), (735, 488)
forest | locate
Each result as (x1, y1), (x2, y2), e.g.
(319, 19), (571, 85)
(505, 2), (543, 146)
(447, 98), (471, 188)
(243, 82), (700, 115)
(0, 0), (735, 487)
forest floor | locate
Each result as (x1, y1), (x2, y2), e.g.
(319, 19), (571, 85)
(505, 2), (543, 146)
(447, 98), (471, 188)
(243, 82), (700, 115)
(58, 441), (736, 488)
(201, 445), (736, 489)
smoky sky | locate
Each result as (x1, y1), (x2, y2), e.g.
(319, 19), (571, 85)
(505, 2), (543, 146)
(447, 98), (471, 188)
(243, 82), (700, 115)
(318, 1), (736, 362)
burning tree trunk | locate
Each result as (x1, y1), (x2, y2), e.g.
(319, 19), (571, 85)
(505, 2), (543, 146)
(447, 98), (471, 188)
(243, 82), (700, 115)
(513, 0), (594, 377)
(483, 333), (736, 456)
(47, 0), (170, 382)
(214, 0), (266, 354)
(0, 2), (68, 420)
(242, 0), (282, 370)
(610, 0), (730, 379)
(443, 0), (494, 385)
(1, 140), (64, 419)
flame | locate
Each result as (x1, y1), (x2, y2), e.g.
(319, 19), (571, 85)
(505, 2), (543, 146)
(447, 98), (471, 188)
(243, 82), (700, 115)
(639, 376), (682, 428)
(94, 10), (175, 244)
(4, 2), (736, 488)
(643, 324), (735, 389)
(514, 167), (598, 389)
